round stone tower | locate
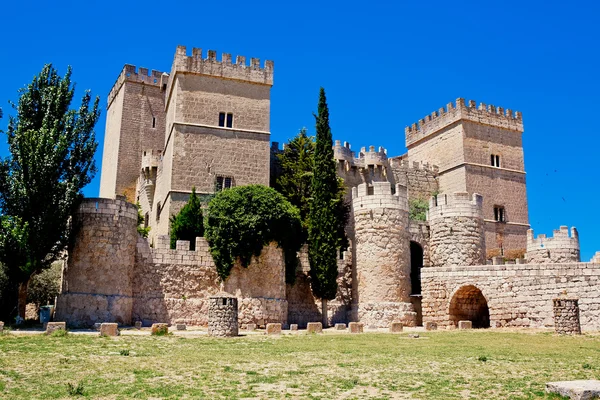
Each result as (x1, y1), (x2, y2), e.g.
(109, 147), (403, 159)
(54, 197), (138, 327)
(526, 226), (580, 264)
(351, 181), (416, 328)
(208, 292), (239, 337)
(428, 192), (486, 268)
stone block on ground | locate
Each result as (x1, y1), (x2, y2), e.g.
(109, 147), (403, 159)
(546, 380), (600, 400)
(307, 322), (323, 334)
(335, 323), (346, 330)
(134, 321), (142, 329)
(349, 322), (363, 334)
(176, 324), (186, 331)
(424, 321), (438, 331)
(458, 320), (472, 330)
(390, 322), (403, 333)
(290, 324), (298, 331)
(100, 323), (119, 337)
(266, 323), (281, 335)
(0, 321), (4, 332)
(246, 323), (257, 331)
(93, 323), (102, 331)
(46, 322), (66, 334)
(151, 323), (169, 335)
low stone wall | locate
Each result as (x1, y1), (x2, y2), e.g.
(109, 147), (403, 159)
(422, 262), (600, 331)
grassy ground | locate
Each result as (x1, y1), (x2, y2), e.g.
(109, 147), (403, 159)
(0, 329), (598, 399)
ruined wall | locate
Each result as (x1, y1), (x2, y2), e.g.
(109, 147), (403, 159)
(526, 226), (580, 264)
(286, 245), (353, 328)
(351, 182), (416, 327)
(421, 262), (600, 331)
(133, 236), (287, 327)
(55, 198), (138, 327)
(428, 192), (486, 268)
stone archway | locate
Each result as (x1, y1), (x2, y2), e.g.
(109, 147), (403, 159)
(449, 285), (490, 328)
(409, 241), (424, 326)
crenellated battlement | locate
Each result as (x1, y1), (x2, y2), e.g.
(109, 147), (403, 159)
(141, 149), (162, 171)
(428, 192), (483, 220)
(352, 181), (408, 212)
(405, 98), (524, 147)
(107, 64), (168, 109)
(333, 141), (390, 170)
(168, 45), (274, 88)
(527, 226), (579, 251)
(389, 156), (439, 174)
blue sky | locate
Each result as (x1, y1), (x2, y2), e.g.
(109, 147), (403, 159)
(0, 0), (598, 260)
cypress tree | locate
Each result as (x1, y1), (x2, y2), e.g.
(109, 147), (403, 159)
(169, 187), (204, 250)
(308, 88), (340, 326)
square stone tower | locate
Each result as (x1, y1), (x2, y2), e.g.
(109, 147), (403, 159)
(149, 46), (274, 237)
(405, 98), (529, 257)
(99, 65), (168, 200)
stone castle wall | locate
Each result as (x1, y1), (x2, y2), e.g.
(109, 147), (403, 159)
(351, 182), (416, 327)
(422, 262), (600, 331)
(526, 226), (580, 264)
(428, 192), (486, 268)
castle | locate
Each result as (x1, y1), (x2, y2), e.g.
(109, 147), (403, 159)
(54, 46), (600, 330)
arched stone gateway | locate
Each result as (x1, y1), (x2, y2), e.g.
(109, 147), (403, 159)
(409, 241), (424, 326)
(449, 285), (490, 328)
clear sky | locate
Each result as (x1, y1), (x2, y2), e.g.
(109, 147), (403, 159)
(0, 0), (598, 260)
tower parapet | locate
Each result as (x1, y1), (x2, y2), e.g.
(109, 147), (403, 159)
(405, 98), (524, 147)
(428, 192), (486, 267)
(351, 182), (416, 327)
(526, 226), (580, 264)
(107, 64), (168, 109)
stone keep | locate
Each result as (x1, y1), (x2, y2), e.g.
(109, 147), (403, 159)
(208, 292), (239, 337)
(526, 226), (580, 264)
(54, 198), (138, 327)
(428, 192), (486, 268)
(351, 181), (416, 328)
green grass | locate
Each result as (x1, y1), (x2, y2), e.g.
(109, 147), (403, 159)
(0, 330), (597, 399)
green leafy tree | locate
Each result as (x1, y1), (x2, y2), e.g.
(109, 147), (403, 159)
(27, 261), (62, 307)
(409, 198), (429, 221)
(0, 64), (99, 321)
(205, 185), (302, 284)
(308, 88), (342, 326)
(136, 203), (151, 238)
(169, 187), (204, 250)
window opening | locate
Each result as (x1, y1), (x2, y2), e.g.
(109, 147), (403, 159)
(494, 206), (505, 222)
(226, 113), (233, 128)
(152, 117), (156, 128)
(218, 112), (226, 127)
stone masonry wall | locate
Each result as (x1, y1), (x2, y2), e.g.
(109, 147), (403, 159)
(526, 226), (580, 264)
(428, 192), (486, 268)
(55, 198), (138, 327)
(351, 182), (416, 327)
(421, 262), (600, 331)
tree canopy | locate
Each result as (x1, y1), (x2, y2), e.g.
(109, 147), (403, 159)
(169, 187), (204, 250)
(204, 185), (303, 284)
(0, 64), (99, 318)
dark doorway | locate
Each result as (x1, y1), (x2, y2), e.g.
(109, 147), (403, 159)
(449, 285), (490, 328)
(410, 241), (423, 295)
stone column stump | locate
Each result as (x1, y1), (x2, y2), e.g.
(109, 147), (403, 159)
(266, 323), (281, 335)
(390, 322), (403, 333)
(208, 292), (238, 337)
(0, 321), (4, 333)
(100, 323), (119, 337)
(307, 322), (323, 334)
(458, 320), (472, 330)
(349, 322), (364, 334)
(553, 296), (581, 335)
(46, 322), (66, 335)
(335, 323), (346, 330)
(424, 321), (438, 331)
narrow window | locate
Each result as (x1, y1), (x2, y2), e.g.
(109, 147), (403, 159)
(218, 112), (226, 127)
(215, 176), (224, 192)
(491, 154), (495, 166)
(152, 117), (156, 128)
(162, 83), (167, 91)
(496, 155), (500, 167)
(224, 177), (232, 189)
(226, 113), (233, 128)
(494, 206), (505, 222)
(156, 202), (161, 222)
(144, 212), (149, 228)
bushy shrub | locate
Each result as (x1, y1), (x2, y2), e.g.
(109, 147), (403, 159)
(205, 185), (303, 283)
(409, 198), (429, 221)
(27, 261), (62, 306)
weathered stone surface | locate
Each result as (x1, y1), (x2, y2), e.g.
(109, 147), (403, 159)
(151, 323), (169, 335)
(546, 380), (600, 400)
(349, 322), (363, 334)
(176, 324), (186, 331)
(306, 322), (322, 334)
(335, 323), (346, 330)
(208, 293), (238, 337)
(527, 226), (580, 264)
(0, 321), (4, 333)
(424, 321), (437, 331)
(458, 320), (472, 330)
(246, 323), (257, 331)
(46, 322), (66, 334)
(134, 321), (142, 329)
(100, 323), (119, 337)
(389, 322), (403, 333)
(266, 323), (281, 335)
(93, 323), (102, 331)
(289, 324), (298, 331)
(553, 297), (581, 335)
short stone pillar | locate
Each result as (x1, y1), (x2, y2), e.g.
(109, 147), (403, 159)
(0, 321), (4, 333)
(458, 320), (472, 330)
(307, 322), (323, 334)
(389, 322), (403, 333)
(424, 321), (438, 331)
(553, 296), (581, 335)
(134, 321), (142, 329)
(246, 323), (257, 331)
(100, 323), (119, 337)
(208, 292), (238, 337)
(151, 323), (169, 335)
(335, 323), (346, 330)
(46, 322), (66, 334)
(266, 323), (282, 335)
(176, 324), (186, 331)
(289, 324), (298, 331)
(349, 322), (364, 334)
